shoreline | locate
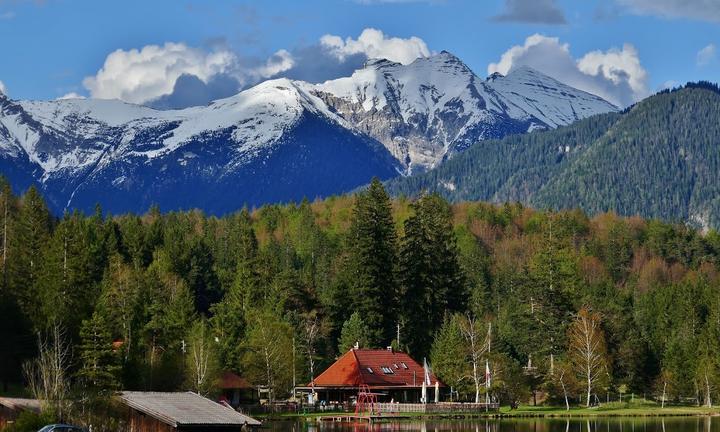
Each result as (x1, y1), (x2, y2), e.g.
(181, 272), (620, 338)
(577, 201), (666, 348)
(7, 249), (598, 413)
(257, 406), (720, 421)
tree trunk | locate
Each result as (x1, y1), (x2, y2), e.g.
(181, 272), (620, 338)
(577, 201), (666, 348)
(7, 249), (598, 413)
(586, 379), (592, 407)
(661, 381), (667, 409)
(705, 373), (712, 408)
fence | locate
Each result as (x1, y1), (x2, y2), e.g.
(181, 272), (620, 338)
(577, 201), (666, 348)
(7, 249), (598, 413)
(375, 402), (500, 414)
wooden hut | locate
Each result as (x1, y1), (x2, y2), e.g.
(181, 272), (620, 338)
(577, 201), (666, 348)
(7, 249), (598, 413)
(119, 391), (260, 432)
(0, 397), (41, 428)
(218, 372), (258, 408)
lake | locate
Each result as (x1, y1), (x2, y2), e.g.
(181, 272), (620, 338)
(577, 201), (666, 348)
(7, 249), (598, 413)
(264, 417), (719, 432)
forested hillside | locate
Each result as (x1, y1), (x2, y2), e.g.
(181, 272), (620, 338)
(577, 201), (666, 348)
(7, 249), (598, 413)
(1, 178), (720, 410)
(387, 83), (720, 229)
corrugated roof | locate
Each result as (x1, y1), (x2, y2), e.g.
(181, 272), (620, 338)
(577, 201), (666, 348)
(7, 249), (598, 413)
(0, 397), (41, 413)
(119, 392), (261, 427)
(311, 349), (444, 388)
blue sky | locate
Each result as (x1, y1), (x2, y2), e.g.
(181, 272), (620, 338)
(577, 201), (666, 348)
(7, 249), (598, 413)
(0, 0), (718, 107)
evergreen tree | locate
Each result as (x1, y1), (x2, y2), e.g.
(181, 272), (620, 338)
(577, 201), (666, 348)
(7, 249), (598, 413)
(337, 311), (370, 353)
(344, 179), (398, 346)
(77, 312), (120, 392)
(12, 186), (52, 329)
(399, 193), (466, 356)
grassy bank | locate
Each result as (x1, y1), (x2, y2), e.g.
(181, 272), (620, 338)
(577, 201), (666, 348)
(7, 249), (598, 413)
(257, 401), (720, 420)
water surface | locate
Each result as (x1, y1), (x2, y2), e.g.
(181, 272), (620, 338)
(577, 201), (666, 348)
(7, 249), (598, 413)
(264, 417), (719, 432)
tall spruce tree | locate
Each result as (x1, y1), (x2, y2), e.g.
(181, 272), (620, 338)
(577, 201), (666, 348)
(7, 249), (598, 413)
(399, 193), (466, 357)
(78, 312), (120, 392)
(13, 186), (52, 329)
(345, 179), (398, 346)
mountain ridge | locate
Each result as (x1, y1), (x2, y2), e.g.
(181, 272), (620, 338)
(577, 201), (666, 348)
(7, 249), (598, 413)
(385, 83), (720, 229)
(0, 51), (618, 214)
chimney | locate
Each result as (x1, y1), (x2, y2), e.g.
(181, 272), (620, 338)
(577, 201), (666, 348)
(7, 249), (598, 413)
(354, 341), (359, 350)
(387, 346), (393, 353)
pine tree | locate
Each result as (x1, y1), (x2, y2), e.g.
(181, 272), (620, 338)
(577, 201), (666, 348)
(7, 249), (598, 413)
(399, 193), (466, 356)
(344, 179), (398, 346)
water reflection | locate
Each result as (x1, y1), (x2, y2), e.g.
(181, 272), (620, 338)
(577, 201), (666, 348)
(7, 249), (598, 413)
(264, 417), (717, 432)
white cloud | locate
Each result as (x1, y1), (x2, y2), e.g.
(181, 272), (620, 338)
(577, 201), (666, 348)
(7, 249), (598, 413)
(697, 44), (716, 66)
(320, 28), (431, 65)
(252, 49), (295, 78)
(57, 92), (86, 100)
(617, 0), (720, 22)
(488, 34), (648, 107)
(0, 80), (6, 95)
(82, 42), (294, 105)
(83, 42), (236, 104)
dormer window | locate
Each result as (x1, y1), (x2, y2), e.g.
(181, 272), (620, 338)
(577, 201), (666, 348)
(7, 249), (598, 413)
(367, 367), (374, 374)
(381, 366), (394, 374)
(401, 362), (408, 369)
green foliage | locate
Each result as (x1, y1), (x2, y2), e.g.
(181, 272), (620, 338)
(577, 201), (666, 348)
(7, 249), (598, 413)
(77, 312), (120, 392)
(2, 176), (720, 407)
(338, 311), (370, 353)
(387, 86), (720, 230)
(399, 193), (466, 356)
(343, 178), (399, 345)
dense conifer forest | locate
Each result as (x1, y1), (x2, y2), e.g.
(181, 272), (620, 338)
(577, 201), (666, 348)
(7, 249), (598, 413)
(1, 177), (720, 413)
(387, 83), (720, 229)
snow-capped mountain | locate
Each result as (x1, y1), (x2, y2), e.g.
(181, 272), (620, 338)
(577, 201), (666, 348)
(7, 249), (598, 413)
(0, 79), (400, 214)
(0, 51), (618, 214)
(309, 51), (617, 173)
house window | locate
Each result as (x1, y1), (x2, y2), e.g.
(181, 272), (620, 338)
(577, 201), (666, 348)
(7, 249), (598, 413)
(401, 362), (408, 369)
(393, 363), (399, 369)
(367, 367), (374, 374)
(381, 366), (394, 374)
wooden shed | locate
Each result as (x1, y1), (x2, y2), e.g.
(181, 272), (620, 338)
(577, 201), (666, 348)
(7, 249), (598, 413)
(119, 391), (261, 432)
(0, 397), (41, 428)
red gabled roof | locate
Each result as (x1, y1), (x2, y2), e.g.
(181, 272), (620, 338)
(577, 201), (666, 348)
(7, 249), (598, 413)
(219, 371), (254, 389)
(310, 349), (445, 388)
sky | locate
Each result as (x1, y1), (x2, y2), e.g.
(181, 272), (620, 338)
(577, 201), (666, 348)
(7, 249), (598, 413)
(0, 0), (718, 108)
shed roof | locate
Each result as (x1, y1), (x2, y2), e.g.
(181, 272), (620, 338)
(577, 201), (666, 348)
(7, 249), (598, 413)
(310, 348), (444, 388)
(119, 392), (261, 427)
(219, 371), (254, 390)
(0, 397), (41, 413)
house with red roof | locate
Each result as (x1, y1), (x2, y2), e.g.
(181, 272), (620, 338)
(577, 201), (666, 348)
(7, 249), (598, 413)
(296, 347), (445, 404)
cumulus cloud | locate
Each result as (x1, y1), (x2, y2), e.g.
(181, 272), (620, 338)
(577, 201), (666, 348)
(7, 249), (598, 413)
(697, 44), (716, 66)
(492, 0), (566, 24)
(320, 28), (431, 65)
(617, 0), (720, 22)
(82, 42), (294, 106)
(488, 34), (648, 107)
(82, 29), (432, 108)
(0, 80), (6, 95)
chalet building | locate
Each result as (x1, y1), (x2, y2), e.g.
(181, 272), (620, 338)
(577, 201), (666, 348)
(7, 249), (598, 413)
(119, 391), (260, 432)
(296, 347), (445, 404)
(0, 397), (40, 428)
(218, 371), (259, 408)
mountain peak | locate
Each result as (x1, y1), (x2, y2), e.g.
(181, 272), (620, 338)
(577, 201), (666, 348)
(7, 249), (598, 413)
(362, 58), (401, 69)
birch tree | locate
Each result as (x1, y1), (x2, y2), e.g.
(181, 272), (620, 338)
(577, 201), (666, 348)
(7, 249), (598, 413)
(23, 324), (72, 420)
(458, 313), (490, 403)
(568, 307), (608, 407)
(243, 309), (293, 402)
(186, 320), (219, 396)
(301, 312), (322, 397)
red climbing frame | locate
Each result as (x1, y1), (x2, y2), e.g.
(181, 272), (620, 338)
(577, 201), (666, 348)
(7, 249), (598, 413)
(355, 384), (379, 417)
